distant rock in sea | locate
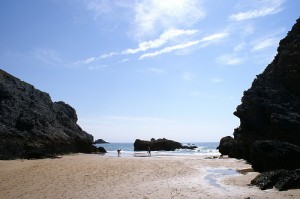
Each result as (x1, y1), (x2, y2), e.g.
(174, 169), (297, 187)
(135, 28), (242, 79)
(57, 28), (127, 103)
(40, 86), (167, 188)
(134, 138), (196, 151)
(218, 18), (300, 190)
(93, 139), (109, 144)
(0, 69), (96, 159)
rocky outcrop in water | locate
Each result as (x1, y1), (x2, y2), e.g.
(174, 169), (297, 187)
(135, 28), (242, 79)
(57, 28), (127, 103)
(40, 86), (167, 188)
(218, 18), (300, 171)
(0, 69), (96, 159)
(93, 139), (109, 144)
(134, 138), (193, 151)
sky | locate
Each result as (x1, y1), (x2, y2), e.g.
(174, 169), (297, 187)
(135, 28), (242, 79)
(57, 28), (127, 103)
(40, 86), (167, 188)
(0, 0), (299, 142)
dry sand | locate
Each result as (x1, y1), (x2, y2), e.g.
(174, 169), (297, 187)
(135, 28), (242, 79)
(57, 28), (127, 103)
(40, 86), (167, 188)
(0, 154), (299, 199)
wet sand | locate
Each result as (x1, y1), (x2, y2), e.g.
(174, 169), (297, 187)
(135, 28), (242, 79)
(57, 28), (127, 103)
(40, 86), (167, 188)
(0, 154), (299, 199)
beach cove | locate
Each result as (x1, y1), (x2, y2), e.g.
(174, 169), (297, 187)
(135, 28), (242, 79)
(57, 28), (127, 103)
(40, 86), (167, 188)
(1, 154), (299, 199)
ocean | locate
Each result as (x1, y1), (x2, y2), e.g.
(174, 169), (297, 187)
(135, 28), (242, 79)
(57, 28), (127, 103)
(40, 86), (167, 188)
(94, 142), (220, 157)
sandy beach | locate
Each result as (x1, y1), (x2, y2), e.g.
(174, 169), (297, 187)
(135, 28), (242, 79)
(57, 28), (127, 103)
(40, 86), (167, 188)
(0, 154), (299, 199)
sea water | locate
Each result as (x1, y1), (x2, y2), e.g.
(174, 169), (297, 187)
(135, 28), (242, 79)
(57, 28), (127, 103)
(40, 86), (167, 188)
(94, 142), (220, 157)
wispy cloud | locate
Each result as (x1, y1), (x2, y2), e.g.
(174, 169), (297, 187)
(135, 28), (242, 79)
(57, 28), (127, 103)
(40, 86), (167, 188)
(252, 37), (279, 51)
(31, 48), (63, 66)
(134, 0), (206, 38)
(118, 58), (130, 64)
(234, 42), (246, 52)
(74, 57), (96, 65)
(217, 54), (244, 65)
(200, 33), (228, 42)
(229, 0), (285, 21)
(210, 78), (223, 83)
(75, 29), (198, 65)
(140, 40), (201, 59)
(122, 29), (197, 54)
(99, 52), (118, 59)
(147, 67), (166, 74)
(82, 0), (113, 20)
(74, 52), (118, 65)
(88, 64), (108, 70)
(139, 32), (228, 59)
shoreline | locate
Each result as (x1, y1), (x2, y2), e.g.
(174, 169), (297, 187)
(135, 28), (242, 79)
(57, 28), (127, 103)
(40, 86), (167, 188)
(0, 154), (299, 199)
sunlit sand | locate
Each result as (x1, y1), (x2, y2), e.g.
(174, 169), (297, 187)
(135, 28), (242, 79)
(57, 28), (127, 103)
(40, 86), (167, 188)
(1, 154), (299, 199)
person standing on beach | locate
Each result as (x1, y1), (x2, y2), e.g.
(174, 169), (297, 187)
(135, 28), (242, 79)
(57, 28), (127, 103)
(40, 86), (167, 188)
(147, 146), (151, 157)
(117, 149), (121, 157)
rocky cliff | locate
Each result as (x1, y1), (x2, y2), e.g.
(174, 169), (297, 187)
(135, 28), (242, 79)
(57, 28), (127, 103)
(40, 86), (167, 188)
(0, 69), (95, 159)
(218, 18), (300, 172)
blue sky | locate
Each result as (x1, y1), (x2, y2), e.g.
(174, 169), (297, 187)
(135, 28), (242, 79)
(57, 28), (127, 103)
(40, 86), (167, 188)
(0, 0), (299, 142)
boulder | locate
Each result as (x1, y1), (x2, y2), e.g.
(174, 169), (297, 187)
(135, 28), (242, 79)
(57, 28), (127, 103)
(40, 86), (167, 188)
(250, 140), (300, 172)
(0, 69), (95, 159)
(134, 138), (183, 151)
(217, 136), (242, 158)
(251, 169), (300, 191)
(96, 147), (107, 153)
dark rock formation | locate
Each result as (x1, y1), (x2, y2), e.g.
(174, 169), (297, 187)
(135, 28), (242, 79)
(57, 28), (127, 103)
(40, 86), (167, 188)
(218, 18), (300, 173)
(93, 139), (109, 144)
(251, 140), (300, 172)
(134, 138), (186, 151)
(0, 69), (96, 159)
(181, 145), (197, 150)
(251, 169), (300, 191)
(96, 147), (107, 153)
(217, 136), (242, 158)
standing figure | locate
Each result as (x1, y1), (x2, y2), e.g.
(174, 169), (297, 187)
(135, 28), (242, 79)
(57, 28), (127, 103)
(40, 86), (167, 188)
(147, 146), (151, 157)
(117, 149), (121, 157)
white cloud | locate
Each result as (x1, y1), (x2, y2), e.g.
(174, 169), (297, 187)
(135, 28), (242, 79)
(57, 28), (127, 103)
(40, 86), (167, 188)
(75, 29), (198, 64)
(88, 64), (108, 70)
(229, 0), (285, 21)
(118, 58), (130, 64)
(210, 78), (223, 83)
(200, 33), (228, 42)
(140, 40), (201, 59)
(74, 52), (117, 65)
(99, 52), (118, 59)
(181, 72), (195, 81)
(139, 32), (228, 59)
(122, 29), (198, 54)
(252, 37), (279, 51)
(217, 54), (244, 65)
(147, 67), (166, 74)
(74, 57), (96, 65)
(77, 31), (226, 63)
(134, 0), (206, 38)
